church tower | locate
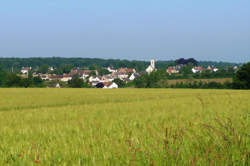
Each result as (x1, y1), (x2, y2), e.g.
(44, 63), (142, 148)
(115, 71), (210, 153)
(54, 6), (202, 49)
(151, 59), (155, 69)
(146, 59), (156, 74)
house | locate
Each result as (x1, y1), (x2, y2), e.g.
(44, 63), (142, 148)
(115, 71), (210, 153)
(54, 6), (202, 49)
(118, 68), (135, 73)
(106, 67), (117, 73)
(70, 69), (98, 79)
(103, 82), (118, 89)
(167, 67), (179, 75)
(121, 78), (130, 83)
(129, 73), (141, 81)
(102, 75), (114, 82)
(40, 74), (49, 80)
(49, 75), (63, 81)
(146, 59), (156, 74)
(192, 66), (204, 73)
(117, 72), (129, 80)
(207, 66), (219, 72)
(21, 67), (32, 74)
(88, 76), (101, 83)
(61, 74), (72, 82)
(92, 81), (101, 86)
(48, 67), (54, 72)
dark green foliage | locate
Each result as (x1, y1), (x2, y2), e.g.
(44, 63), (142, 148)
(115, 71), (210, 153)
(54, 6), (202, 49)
(68, 75), (90, 88)
(5, 73), (22, 87)
(0, 65), (7, 86)
(68, 75), (83, 88)
(55, 64), (74, 74)
(33, 76), (45, 87)
(20, 78), (32, 88)
(233, 62), (250, 89)
(180, 63), (193, 75)
(133, 69), (168, 88)
(39, 64), (49, 74)
(89, 65), (97, 70)
(0, 57), (239, 73)
(113, 78), (126, 88)
(98, 68), (111, 76)
(193, 68), (235, 79)
(1, 69), (45, 88)
(176, 58), (198, 66)
(89, 71), (96, 77)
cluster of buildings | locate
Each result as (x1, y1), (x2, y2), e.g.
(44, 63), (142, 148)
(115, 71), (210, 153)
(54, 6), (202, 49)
(20, 59), (237, 88)
(20, 60), (157, 88)
(21, 67), (143, 89)
(166, 65), (219, 75)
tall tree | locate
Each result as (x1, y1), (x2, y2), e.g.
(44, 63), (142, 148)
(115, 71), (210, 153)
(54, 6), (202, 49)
(33, 76), (45, 87)
(0, 65), (7, 86)
(39, 64), (49, 74)
(68, 74), (84, 88)
(114, 78), (126, 88)
(233, 62), (250, 89)
(5, 73), (21, 87)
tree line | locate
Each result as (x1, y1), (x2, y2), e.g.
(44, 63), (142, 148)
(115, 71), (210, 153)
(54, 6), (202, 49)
(0, 57), (239, 72)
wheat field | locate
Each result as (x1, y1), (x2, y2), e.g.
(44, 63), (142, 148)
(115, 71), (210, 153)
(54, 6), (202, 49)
(0, 89), (249, 166)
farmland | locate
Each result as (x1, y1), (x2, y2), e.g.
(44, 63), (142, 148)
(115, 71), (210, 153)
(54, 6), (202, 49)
(0, 89), (249, 165)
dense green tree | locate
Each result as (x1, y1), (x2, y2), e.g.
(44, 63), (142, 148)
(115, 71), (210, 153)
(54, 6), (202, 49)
(0, 65), (7, 86)
(5, 73), (22, 87)
(98, 68), (111, 76)
(56, 64), (74, 74)
(133, 69), (168, 88)
(68, 75), (84, 88)
(89, 71), (96, 76)
(180, 63), (193, 75)
(20, 78), (32, 88)
(233, 62), (250, 89)
(113, 78), (126, 88)
(89, 65), (97, 70)
(33, 76), (45, 87)
(39, 64), (49, 74)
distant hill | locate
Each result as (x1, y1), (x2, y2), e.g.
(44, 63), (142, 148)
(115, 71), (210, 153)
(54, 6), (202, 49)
(0, 57), (241, 72)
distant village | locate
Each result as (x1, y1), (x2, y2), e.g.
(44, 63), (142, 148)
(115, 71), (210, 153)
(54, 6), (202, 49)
(19, 59), (239, 88)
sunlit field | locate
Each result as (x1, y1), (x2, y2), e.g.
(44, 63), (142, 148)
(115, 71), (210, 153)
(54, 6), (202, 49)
(0, 89), (249, 165)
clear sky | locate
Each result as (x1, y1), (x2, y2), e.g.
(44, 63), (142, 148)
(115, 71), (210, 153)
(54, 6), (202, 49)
(0, 0), (250, 62)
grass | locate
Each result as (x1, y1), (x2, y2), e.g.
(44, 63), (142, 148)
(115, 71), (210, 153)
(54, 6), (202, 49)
(0, 89), (249, 165)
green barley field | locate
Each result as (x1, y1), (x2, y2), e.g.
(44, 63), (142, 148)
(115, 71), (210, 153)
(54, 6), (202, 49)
(0, 89), (249, 166)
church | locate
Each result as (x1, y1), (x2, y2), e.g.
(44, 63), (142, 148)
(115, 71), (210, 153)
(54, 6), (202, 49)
(146, 59), (156, 74)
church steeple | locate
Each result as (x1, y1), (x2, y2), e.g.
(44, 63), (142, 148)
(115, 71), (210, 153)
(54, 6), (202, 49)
(151, 59), (155, 69)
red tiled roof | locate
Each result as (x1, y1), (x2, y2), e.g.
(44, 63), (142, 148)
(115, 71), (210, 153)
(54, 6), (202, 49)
(118, 68), (134, 73)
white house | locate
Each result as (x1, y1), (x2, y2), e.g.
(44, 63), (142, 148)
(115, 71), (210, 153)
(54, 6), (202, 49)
(192, 67), (204, 73)
(107, 67), (117, 73)
(129, 73), (140, 81)
(88, 76), (101, 83)
(21, 67), (32, 74)
(61, 74), (72, 82)
(103, 82), (118, 89)
(213, 68), (219, 72)
(146, 59), (156, 74)
(40, 74), (49, 80)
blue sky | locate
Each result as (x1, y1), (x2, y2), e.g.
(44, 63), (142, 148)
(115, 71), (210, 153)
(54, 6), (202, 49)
(0, 0), (250, 62)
